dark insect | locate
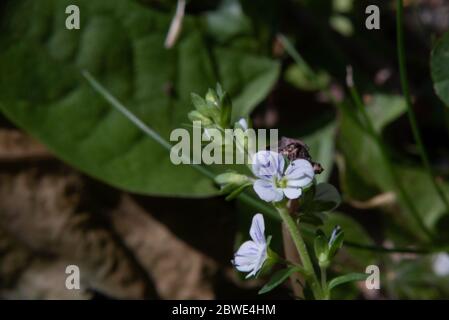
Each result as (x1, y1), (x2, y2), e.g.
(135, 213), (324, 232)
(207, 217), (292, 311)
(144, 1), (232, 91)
(277, 137), (324, 174)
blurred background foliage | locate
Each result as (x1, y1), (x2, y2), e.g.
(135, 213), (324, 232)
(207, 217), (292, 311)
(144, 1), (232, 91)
(0, 0), (449, 299)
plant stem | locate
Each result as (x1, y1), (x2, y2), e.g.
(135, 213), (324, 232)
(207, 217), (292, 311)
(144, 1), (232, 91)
(320, 266), (329, 299)
(396, 0), (449, 214)
(276, 205), (323, 299)
(348, 83), (433, 241)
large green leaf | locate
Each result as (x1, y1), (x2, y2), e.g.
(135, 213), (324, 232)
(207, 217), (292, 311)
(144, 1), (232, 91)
(338, 97), (449, 230)
(0, 0), (280, 197)
(431, 31), (449, 108)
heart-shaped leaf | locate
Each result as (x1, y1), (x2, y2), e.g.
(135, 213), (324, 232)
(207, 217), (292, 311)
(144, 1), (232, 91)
(0, 0), (280, 197)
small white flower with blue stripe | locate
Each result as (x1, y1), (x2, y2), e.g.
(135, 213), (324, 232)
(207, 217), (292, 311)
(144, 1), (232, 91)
(232, 214), (267, 278)
(252, 150), (315, 202)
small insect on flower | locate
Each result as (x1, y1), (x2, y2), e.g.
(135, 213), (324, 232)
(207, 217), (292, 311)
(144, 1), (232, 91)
(252, 150), (315, 202)
(232, 214), (268, 278)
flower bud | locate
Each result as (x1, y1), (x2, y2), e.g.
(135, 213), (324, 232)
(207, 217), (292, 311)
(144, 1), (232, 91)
(187, 110), (213, 126)
(191, 92), (220, 124)
(314, 230), (330, 268)
(215, 172), (251, 200)
(313, 226), (344, 268)
(190, 85), (234, 130)
(328, 226), (344, 259)
(205, 88), (218, 105)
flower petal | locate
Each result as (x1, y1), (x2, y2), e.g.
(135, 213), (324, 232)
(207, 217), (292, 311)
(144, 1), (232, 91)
(249, 214), (265, 245)
(252, 151), (284, 179)
(245, 245), (267, 279)
(253, 179), (284, 202)
(283, 187), (302, 199)
(284, 159), (314, 187)
(233, 241), (259, 271)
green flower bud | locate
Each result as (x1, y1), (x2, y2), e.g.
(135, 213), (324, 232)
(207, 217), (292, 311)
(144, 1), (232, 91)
(190, 84), (234, 129)
(314, 230), (330, 268)
(206, 88), (220, 107)
(190, 92), (220, 124)
(313, 226), (344, 268)
(215, 172), (251, 200)
(328, 226), (344, 259)
(187, 110), (213, 126)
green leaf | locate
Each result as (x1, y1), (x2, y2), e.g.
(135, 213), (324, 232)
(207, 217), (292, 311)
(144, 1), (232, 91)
(366, 94), (406, 133)
(258, 266), (302, 294)
(431, 31), (449, 108)
(309, 183), (341, 212)
(338, 100), (393, 191)
(285, 64), (330, 91)
(336, 153), (379, 202)
(298, 212), (325, 227)
(215, 48), (280, 120)
(338, 98), (449, 231)
(0, 0), (279, 197)
(395, 165), (449, 228)
(205, 0), (252, 44)
(301, 121), (336, 183)
(328, 273), (367, 291)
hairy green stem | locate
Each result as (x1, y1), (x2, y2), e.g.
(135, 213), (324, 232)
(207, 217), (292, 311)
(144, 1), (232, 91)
(396, 0), (449, 214)
(320, 266), (329, 299)
(276, 205), (323, 299)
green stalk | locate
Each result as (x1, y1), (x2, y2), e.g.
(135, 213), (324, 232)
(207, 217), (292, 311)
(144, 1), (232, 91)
(348, 83), (433, 241)
(320, 266), (329, 299)
(396, 0), (449, 214)
(276, 205), (323, 299)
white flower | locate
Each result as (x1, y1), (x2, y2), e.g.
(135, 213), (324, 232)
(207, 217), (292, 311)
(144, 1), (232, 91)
(251, 150), (314, 202)
(433, 253), (449, 277)
(232, 214), (267, 278)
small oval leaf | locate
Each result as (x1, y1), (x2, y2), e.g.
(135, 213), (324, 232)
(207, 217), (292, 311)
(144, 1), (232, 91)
(328, 272), (368, 291)
(258, 266), (303, 295)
